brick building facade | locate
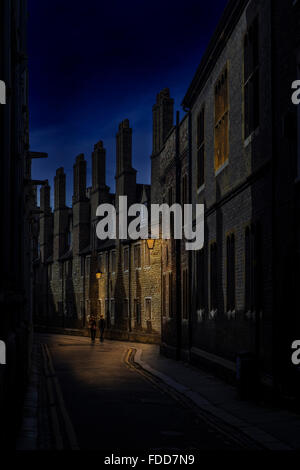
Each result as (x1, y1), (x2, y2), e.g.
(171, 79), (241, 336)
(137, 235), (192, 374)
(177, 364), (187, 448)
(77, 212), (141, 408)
(34, 118), (163, 343)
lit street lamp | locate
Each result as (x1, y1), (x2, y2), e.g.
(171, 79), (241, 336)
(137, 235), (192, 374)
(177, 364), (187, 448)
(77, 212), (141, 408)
(146, 239), (155, 250)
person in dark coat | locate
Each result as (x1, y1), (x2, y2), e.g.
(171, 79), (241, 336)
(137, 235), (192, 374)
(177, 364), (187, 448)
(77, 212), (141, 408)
(99, 315), (106, 342)
(89, 315), (97, 342)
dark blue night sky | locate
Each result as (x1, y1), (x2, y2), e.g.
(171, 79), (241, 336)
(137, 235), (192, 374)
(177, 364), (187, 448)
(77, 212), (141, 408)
(28, 0), (228, 206)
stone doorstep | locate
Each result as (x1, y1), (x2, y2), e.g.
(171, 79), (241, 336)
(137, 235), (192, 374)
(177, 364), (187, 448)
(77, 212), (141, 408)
(134, 348), (294, 451)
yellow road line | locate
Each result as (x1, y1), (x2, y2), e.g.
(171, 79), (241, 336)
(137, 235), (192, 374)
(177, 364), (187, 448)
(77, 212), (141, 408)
(42, 343), (80, 450)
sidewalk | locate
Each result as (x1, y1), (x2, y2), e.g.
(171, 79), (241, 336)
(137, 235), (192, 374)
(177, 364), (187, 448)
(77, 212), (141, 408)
(134, 344), (300, 451)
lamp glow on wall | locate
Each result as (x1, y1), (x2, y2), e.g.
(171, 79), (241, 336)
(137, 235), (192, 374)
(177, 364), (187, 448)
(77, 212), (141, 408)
(146, 239), (155, 250)
(96, 271), (102, 280)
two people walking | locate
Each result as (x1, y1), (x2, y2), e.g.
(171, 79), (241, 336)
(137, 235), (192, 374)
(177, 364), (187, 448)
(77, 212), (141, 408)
(89, 314), (106, 343)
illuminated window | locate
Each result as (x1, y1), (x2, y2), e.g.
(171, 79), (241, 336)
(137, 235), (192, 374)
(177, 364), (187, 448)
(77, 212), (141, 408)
(214, 68), (229, 171)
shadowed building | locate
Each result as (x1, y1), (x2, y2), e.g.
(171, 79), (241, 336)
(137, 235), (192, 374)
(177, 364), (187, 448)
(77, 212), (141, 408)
(0, 0), (44, 447)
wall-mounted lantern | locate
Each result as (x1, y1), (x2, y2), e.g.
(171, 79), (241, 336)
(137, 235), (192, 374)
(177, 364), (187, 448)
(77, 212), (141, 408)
(146, 239), (155, 250)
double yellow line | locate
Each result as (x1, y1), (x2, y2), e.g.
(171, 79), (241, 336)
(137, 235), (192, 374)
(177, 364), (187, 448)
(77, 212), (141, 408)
(41, 343), (80, 450)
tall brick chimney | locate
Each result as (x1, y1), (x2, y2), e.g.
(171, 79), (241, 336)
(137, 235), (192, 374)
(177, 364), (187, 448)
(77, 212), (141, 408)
(92, 141), (106, 189)
(115, 119), (136, 207)
(54, 167), (66, 210)
(40, 181), (51, 214)
(152, 88), (174, 155)
(116, 119), (133, 177)
(73, 154), (87, 203)
(53, 167), (68, 260)
(72, 154), (90, 255)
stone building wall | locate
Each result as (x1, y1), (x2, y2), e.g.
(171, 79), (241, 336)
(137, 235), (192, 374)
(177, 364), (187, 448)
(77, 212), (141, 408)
(184, 0), (274, 376)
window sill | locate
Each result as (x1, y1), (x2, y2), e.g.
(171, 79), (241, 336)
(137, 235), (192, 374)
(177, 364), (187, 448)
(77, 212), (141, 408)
(215, 160), (228, 177)
(244, 127), (260, 148)
(197, 184), (205, 195)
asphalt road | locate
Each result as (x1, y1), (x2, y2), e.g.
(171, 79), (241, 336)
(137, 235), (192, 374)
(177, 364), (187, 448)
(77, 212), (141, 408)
(42, 334), (240, 452)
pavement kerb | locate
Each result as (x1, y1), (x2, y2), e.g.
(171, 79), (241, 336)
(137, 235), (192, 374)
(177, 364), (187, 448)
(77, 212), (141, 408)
(133, 348), (293, 451)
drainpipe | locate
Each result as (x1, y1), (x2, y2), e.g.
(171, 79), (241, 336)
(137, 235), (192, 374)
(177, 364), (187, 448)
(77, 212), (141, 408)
(183, 106), (193, 360)
(175, 111), (182, 360)
(46, 263), (49, 320)
(128, 243), (132, 334)
(83, 256), (86, 328)
(107, 252), (110, 328)
(270, 0), (279, 396)
(61, 261), (64, 328)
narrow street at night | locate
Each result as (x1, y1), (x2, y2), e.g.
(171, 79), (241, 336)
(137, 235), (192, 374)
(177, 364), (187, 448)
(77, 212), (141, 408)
(2, 0), (300, 460)
(37, 334), (242, 452)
